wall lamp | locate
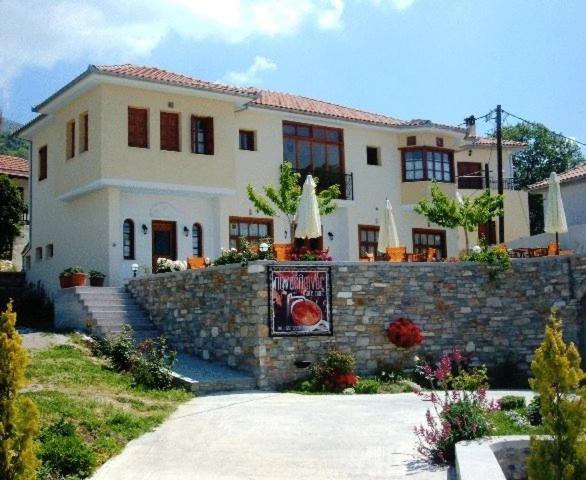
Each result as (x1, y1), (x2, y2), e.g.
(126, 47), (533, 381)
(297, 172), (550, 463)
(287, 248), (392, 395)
(131, 263), (139, 277)
(327, 232), (334, 241)
(259, 242), (269, 253)
(183, 226), (189, 237)
(142, 224), (148, 235)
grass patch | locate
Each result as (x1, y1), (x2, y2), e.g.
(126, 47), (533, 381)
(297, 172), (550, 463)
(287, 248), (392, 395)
(490, 408), (546, 436)
(25, 341), (192, 477)
(284, 376), (415, 394)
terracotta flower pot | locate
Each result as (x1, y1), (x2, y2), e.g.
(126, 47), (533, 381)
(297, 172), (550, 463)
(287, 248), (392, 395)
(89, 276), (105, 287)
(59, 275), (73, 288)
(70, 273), (88, 287)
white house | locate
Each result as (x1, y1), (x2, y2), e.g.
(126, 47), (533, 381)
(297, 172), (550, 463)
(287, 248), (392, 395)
(17, 65), (529, 294)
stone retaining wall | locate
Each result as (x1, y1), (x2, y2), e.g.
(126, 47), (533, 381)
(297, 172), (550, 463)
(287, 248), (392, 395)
(127, 256), (586, 388)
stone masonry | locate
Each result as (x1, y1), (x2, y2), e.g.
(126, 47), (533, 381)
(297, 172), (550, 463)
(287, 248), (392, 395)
(127, 255), (586, 389)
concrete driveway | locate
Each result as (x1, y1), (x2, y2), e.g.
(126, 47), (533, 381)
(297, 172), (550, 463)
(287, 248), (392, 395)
(91, 391), (457, 480)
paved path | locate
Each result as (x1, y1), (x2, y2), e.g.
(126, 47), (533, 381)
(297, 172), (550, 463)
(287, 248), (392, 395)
(91, 391), (457, 480)
(18, 328), (71, 350)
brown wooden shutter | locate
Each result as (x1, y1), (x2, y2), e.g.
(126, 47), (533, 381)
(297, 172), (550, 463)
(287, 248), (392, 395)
(128, 107), (148, 148)
(160, 112), (179, 151)
(205, 117), (214, 155)
(83, 113), (89, 151)
(39, 146), (47, 180)
(457, 162), (482, 189)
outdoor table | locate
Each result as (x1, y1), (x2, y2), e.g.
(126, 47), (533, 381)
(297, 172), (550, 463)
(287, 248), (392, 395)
(510, 248), (528, 258)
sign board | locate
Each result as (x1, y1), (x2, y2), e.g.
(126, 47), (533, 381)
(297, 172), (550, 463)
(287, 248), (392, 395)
(268, 265), (332, 336)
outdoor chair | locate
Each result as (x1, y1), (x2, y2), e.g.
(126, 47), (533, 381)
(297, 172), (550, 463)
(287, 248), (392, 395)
(410, 253), (425, 262)
(273, 243), (293, 261)
(386, 246), (407, 263)
(426, 247), (437, 262)
(547, 241), (557, 256)
(187, 256), (206, 269)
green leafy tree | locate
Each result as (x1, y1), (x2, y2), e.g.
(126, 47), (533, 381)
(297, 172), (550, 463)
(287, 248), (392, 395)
(527, 310), (586, 480)
(0, 132), (29, 159)
(414, 182), (503, 253)
(246, 162), (339, 240)
(0, 175), (26, 259)
(0, 303), (40, 480)
(496, 122), (585, 234)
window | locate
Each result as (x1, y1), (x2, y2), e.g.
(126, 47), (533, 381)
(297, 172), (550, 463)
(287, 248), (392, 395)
(406, 135), (417, 146)
(128, 107), (149, 148)
(80, 112), (89, 152)
(25, 256), (31, 270)
(191, 116), (214, 155)
(228, 217), (273, 250)
(192, 223), (203, 256)
(366, 146), (380, 166)
(160, 112), (180, 151)
(123, 219), (135, 260)
(46, 244), (54, 258)
(436, 137), (444, 147)
(38, 145), (47, 181)
(402, 148), (454, 182)
(282, 121), (344, 190)
(239, 130), (256, 151)
(35, 246), (43, 261)
(478, 221), (497, 245)
(66, 120), (75, 159)
(358, 225), (384, 260)
(412, 228), (446, 259)
(457, 162), (483, 189)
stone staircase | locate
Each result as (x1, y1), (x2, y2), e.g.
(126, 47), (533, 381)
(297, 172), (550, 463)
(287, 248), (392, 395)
(76, 287), (160, 341)
(54, 286), (258, 394)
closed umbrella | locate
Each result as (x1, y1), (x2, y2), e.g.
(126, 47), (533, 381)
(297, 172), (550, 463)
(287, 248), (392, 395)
(377, 199), (399, 253)
(295, 175), (322, 239)
(544, 172), (568, 255)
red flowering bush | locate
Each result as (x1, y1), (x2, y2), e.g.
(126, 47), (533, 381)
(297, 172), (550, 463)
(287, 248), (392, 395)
(387, 318), (423, 349)
(414, 349), (499, 464)
(290, 246), (332, 261)
(310, 350), (358, 392)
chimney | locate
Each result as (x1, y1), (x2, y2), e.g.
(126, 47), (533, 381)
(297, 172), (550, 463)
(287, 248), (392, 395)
(464, 115), (476, 138)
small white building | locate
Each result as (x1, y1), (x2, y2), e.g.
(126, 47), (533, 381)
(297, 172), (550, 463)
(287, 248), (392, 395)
(17, 65), (529, 294)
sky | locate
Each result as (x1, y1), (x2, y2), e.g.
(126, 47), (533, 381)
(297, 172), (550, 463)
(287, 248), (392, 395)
(1, 0), (585, 144)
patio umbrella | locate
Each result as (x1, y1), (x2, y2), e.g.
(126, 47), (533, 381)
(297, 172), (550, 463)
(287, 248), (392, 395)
(544, 172), (568, 255)
(295, 175), (322, 239)
(377, 199), (400, 253)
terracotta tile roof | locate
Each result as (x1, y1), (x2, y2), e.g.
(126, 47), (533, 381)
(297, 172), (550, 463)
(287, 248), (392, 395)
(470, 137), (526, 147)
(251, 90), (408, 127)
(93, 64), (258, 97)
(0, 155), (28, 178)
(528, 163), (586, 190)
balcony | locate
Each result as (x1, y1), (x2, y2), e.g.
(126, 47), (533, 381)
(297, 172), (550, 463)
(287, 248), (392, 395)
(291, 167), (354, 201)
(457, 175), (522, 191)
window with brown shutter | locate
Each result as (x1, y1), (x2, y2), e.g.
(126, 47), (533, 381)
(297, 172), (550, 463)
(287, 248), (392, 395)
(39, 145), (47, 181)
(128, 107), (149, 148)
(191, 116), (214, 155)
(80, 112), (89, 152)
(66, 120), (75, 159)
(160, 112), (180, 151)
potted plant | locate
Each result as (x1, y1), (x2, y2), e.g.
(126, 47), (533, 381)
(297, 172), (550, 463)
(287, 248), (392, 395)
(89, 270), (106, 287)
(59, 266), (87, 288)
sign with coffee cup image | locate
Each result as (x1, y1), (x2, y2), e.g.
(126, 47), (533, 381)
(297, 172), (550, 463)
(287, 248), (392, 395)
(268, 265), (332, 336)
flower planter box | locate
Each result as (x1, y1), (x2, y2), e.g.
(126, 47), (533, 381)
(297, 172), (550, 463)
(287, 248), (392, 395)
(59, 275), (73, 288)
(89, 276), (105, 287)
(69, 273), (88, 287)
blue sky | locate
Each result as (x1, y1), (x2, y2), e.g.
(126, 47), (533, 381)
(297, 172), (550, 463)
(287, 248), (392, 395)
(1, 0), (585, 145)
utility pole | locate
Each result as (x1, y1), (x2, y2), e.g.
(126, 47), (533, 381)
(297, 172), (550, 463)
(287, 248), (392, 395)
(495, 105), (505, 243)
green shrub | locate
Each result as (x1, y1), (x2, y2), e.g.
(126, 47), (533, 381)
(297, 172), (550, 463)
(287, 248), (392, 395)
(95, 325), (137, 372)
(354, 378), (380, 394)
(527, 311), (586, 480)
(38, 418), (96, 480)
(526, 395), (542, 426)
(450, 366), (489, 391)
(499, 395), (526, 411)
(0, 302), (40, 480)
(462, 246), (511, 280)
(309, 351), (358, 392)
(133, 337), (176, 390)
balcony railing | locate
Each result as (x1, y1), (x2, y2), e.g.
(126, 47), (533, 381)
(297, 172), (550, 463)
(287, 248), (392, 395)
(457, 175), (522, 191)
(291, 167), (354, 200)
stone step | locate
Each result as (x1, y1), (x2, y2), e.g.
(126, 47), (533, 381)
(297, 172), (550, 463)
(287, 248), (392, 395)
(92, 311), (149, 321)
(87, 305), (144, 313)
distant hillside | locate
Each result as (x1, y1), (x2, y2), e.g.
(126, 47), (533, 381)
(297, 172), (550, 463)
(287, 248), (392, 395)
(0, 117), (28, 159)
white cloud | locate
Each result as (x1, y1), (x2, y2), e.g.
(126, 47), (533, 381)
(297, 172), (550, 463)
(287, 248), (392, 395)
(369, 0), (416, 10)
(0, 0), (414, 97)
(220, 56), (278, 85)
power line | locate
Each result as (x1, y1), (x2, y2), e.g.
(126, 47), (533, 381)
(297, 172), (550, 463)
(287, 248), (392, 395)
(502, 109), (586, 147)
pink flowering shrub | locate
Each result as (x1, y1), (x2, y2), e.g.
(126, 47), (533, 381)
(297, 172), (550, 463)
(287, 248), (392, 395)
(414, 349), (499, 464)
